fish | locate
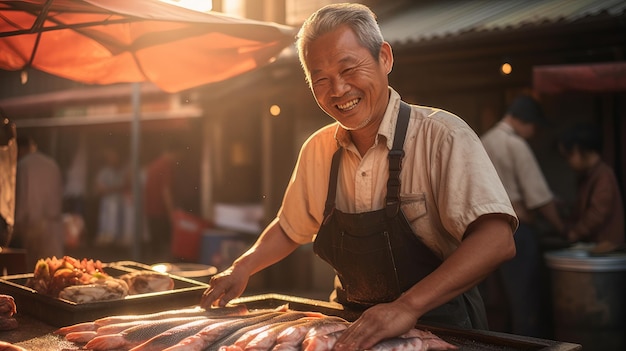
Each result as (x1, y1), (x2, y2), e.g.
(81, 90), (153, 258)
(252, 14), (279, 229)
(162, 312), (286, 351)
(233, 312), (327, 350)
(368, 332), (459, 351)
(129, 318), (222, 351)
(302, 320), (349, 340)
(57, 305), (251, 336)
(55, 321), (98, 335)
(65, 331), (98, 343)
(0, 341), (28, 351)
(204, 311), (324, 351)
(271, 317), (349, 351)
(242, 317), (321, 351)
(66, 319), (166, 343)
(302, 330), (344, 351)
(58, 278), (129, 303)
(94, 305), (249, 327)
(85, 316), (209, 350)
(305, 328), (458, 351)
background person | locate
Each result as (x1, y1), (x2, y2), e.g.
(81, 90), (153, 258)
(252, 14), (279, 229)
(13, 135), (64, 269)
(480, 94), (564, 337)
(93, 147), (131, 247)
(0, 118), (16, 247)
(142, 139), (184, 263)
(558, 123), (625, 252)
(201, 3), (517, 350)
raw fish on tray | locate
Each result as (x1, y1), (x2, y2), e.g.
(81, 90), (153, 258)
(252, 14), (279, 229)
(23, 255), (178, 303)
(58, 304), (458, 351)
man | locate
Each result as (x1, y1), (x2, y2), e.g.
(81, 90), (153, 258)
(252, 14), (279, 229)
(481, 95), (564, 337)
(14, 135), (64, 269)
(201, 3), (517, 349)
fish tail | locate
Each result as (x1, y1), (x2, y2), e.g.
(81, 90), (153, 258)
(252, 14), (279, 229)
(65, 331), (97, 343)
(55, 321), (96, 335)
(85, 334), (126, 350)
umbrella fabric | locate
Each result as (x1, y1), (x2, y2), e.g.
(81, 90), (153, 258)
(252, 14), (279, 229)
(0, 0), (295, 93)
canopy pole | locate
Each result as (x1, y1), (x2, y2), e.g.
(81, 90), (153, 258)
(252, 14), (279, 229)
(131, 83), (143, 261)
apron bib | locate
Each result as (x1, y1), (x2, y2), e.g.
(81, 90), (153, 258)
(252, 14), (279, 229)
(313, 102), (487, 329)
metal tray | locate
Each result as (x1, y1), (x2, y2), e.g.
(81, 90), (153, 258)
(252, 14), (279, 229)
(230, 294), (582, 351)
(0, 260), (209, 327)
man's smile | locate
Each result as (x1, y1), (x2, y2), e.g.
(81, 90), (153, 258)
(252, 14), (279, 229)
(336, 98), (361, 112)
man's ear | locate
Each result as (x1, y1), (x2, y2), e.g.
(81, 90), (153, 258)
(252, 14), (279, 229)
(380, 41), (393, 74)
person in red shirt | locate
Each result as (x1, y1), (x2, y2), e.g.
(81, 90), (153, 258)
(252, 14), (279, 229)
(143, 140), (185, 263)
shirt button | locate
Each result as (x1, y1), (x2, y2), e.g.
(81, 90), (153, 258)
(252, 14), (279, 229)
(361, 172), (367, 177)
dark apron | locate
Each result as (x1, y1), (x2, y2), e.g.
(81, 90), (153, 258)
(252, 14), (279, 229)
(313, 102), (488, 330)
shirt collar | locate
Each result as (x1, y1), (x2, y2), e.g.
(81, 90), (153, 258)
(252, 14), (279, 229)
(496, 120), (516, 135)
(334, 87), (401, 151)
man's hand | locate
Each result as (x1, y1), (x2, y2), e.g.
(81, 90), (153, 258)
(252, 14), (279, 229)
(199, 265), (249, 308)
(333, 300), (418, 351)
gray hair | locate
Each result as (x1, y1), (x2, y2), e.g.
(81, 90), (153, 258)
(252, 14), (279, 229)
(296, 3), (384, 84)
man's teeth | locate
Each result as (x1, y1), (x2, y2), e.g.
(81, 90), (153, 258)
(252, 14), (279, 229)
(337, 99), (359, 111)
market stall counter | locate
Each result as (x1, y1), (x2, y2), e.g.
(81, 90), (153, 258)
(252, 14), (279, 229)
(1, 292), (582, 351)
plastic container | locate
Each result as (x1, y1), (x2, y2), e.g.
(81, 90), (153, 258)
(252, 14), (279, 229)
(544, 249), (626, 351)
(199, 228), (250, 271)
(170, 210), (213, 261)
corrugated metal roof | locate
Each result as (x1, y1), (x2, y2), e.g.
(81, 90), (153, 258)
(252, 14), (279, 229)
(378, 0), (626, 45)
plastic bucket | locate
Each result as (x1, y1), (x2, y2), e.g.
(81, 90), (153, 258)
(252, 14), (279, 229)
(545, 249), (626, 351)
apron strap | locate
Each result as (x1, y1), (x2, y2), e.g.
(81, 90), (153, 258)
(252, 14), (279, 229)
(324, 101), (412, 219)
(386, 101), (411, 218)
(323, 147), (343, 219)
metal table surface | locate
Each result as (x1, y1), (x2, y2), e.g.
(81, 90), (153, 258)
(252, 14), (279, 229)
(1, 313), (80, 350)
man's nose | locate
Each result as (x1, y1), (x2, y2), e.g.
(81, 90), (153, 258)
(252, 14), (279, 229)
(330, 77), (349, 97)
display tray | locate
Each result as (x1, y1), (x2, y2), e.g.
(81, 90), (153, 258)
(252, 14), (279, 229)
(0, 260), (209, 327)
(230, 294), (582, 351)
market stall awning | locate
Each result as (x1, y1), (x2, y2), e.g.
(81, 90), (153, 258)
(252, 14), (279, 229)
(0, 0), (295, 93)
(533, 62), (626, 93)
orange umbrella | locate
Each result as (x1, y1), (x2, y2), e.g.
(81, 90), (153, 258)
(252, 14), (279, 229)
(0, 0), (295, 93)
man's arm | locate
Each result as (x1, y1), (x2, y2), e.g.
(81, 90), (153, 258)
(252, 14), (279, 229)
(398, 213), (515, 313)
(537, 200), (565, 233)
(200, 218), (300, 308)
(334, 213), (515, 350)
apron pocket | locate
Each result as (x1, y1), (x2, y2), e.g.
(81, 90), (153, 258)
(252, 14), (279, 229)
(334, 231), (401, 304)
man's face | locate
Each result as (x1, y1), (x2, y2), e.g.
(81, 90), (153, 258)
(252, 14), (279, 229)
(303, 25), (392, 130)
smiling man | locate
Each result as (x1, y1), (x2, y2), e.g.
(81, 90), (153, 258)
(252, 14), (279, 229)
(201, 3), (518, 350)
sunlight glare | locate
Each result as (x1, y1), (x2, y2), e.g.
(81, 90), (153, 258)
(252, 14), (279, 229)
(160, 0), (212, 12)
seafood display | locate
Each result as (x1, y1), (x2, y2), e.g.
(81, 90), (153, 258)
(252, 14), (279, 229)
(24, 256), (175, 303)
(0, 294), (17, 331)
(55, 305), (458, 351)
